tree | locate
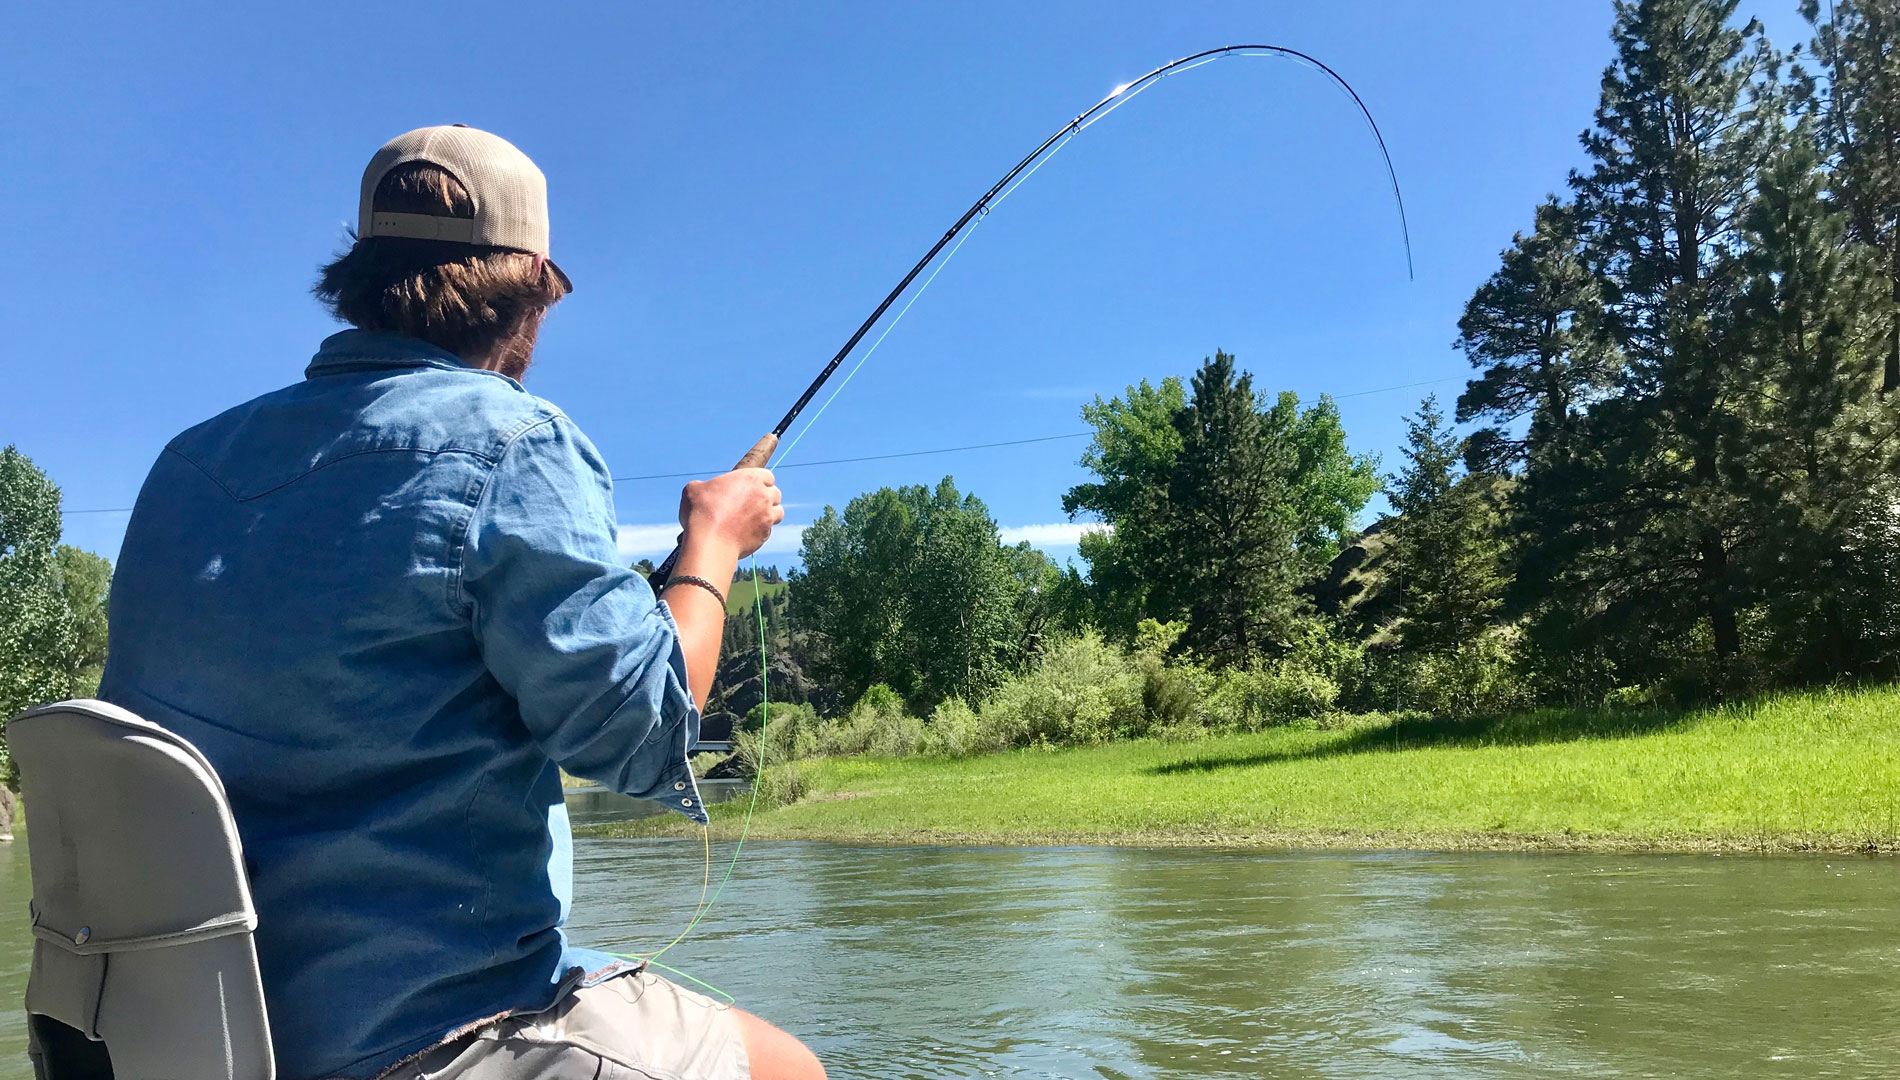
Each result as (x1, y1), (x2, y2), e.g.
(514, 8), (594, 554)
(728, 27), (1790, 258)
(53, 545), (112, 697)
(1455, 198), (1617, 471)
(1062, 378), (1184, 640)
(1154, 353), (1304, 664)
(1385, 397), (1507, 654)
(1796, 0), (1900, 390)
(1732, 126), (1900, 677)
(1270, 391), (1383, 577)
(1523, 0), (1772, 672)
(0, 447), (79, 745)
(1001, 541), (1065, 660)
(1064, 355), (1377, 656)
(790, 478), (1025, 710)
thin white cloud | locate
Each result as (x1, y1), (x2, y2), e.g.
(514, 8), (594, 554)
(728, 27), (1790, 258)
(617, 523), (808, 560)
(1000, 523), (1110, 547)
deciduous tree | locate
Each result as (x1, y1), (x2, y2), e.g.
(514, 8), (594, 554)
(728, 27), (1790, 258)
(791, 478), (1024, 710)
(1065, 356), (1376, 659)
(0, 447), (79, 754)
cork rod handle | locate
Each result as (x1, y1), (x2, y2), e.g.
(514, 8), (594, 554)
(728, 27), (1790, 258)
(733, 432), (779, 471)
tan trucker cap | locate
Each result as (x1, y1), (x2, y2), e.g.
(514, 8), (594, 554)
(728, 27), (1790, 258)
(357, 124), (572, 290)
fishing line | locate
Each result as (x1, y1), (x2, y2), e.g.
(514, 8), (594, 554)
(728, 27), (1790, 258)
(628, 41), (1412, 986)
(772, 218), (987, 465)
(768, 43), (1413, 471)
(633, 819), (712, 965)
(646, 959), (735, 1005)
(622, 559), (772, 968)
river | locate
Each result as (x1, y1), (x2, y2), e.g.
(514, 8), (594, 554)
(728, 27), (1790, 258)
(0, 838), (1893, 1078)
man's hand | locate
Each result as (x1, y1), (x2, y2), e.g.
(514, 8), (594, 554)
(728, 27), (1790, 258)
(666, 468), (784, 707)
(678, 467), (784, 558)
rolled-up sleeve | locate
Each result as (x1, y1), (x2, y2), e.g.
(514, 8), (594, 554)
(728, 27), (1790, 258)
(459, 414), (706, 822)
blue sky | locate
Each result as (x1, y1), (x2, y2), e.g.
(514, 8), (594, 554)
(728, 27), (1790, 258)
(5, 1), (1816, 567)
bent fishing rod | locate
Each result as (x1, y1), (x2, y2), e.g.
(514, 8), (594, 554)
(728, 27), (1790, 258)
(648, 44), (1412, 587)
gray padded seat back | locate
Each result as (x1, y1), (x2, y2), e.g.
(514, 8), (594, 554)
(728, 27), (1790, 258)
(9, 699), (274, 1080)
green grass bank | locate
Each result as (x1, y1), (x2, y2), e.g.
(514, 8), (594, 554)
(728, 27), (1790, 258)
(591, 685), (1900, 853)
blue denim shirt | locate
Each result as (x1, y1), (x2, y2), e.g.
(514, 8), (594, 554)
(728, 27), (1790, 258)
(99, 330), (705, 1080)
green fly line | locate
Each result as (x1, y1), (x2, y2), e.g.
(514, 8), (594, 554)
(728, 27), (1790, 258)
(616, 559), (772, 991)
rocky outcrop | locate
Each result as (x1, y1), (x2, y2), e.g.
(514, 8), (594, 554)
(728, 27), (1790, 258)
(703, 645), (841, 736)
(1303, 519), (1401, 641)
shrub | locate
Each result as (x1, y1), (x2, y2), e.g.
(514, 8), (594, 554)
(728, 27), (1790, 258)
(1126, 619), (1213, 737)
(750, 761), (811, 808)
(922, 697), (1013, 756)
(1137, 657), (1213, 735)
(819, 684), (928, 756)
(1601, 683), (1661, 711)
(1206, 661), (1339, 730)
(1281, 615), (1363, 682)
(977, 630), (1144, 745)
(1394, 630), (1528, 720)
(734, 701), (820, 772)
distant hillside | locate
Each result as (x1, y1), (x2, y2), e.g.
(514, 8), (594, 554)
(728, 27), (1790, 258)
(727, 575), (788, 616)
(1305, 518), (1400, 644)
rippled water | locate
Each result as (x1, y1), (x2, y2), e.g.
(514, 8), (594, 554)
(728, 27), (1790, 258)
(569, 842), (1900, 1079)
(0, 838), (1895, 1078)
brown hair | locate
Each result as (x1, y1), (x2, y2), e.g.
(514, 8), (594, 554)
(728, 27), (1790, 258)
(313, 163), (569, 377)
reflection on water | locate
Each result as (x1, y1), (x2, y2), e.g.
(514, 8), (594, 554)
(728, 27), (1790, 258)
(0, 839), (1894, 1078)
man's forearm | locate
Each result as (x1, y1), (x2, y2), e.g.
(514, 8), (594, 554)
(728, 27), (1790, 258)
(661, 531), (742, 710)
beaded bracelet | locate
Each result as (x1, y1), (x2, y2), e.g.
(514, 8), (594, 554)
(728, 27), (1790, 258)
(661, 574), (727, 609)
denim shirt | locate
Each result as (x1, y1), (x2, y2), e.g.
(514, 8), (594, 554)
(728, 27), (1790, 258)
(99, 330), (705, 1080)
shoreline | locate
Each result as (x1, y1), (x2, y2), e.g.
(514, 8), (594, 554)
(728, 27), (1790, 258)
(580, 686), (1900, 857)
(577, 818), (1899, 856)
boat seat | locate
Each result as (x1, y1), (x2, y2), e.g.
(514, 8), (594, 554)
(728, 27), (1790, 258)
(8, 699), (274, 1080)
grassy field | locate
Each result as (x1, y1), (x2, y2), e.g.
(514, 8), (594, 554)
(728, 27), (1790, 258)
(593, 685), (1900, 853)
(726, 576), (786, 616)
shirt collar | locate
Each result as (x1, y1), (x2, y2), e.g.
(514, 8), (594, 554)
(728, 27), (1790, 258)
(304, 330), (521, 388)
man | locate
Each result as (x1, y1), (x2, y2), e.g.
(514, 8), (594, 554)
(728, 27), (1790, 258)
(100, 125), (824, 1080)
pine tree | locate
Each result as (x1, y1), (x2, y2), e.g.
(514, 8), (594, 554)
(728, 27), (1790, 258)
(1796, 0), (1900, 390)
(1527, 0), (1772, 671)
(1734, 124), (1900, 676)
(1155, 353), (1302, 665)
(1387, 397), (1507, 654)
(1064, 363), (1375, 653)
(1455, 198), (1616, 471)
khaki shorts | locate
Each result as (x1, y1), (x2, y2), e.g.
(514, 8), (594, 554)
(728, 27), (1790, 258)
(391, 971), (751, 1080)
